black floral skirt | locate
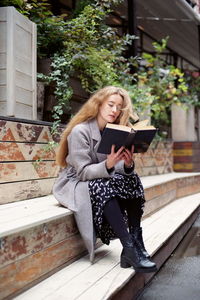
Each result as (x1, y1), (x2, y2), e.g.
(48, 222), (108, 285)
(88, 172), (145, 245)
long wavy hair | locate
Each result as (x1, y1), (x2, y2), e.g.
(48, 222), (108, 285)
(56, 86), (138, 167)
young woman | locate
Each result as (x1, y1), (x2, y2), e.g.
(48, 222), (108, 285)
(53, 86), (157, 273)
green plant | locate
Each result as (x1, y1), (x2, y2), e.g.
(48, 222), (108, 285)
(37, 1), (137, 135)
(1, 0), (68, 58)
(130, 38), (191, 136)
(182, 72), (200, 108)
(3, 0), (137, 130)
(0, 0), (24, 7)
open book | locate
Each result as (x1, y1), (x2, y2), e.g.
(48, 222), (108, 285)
(97, 119), (157, 154)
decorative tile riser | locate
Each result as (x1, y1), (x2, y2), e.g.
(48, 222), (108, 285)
(0, 161), (59, 183)
(0, 119), (61, 204)
(173, 142), (200, 172)
(173, 163), (200, 172)
(136, 166), (173, 177)
(0, 142), (56, 161)
(0, 120), (62, 143)
(0, 118), (173, 182)
(135, 140), (173, 176)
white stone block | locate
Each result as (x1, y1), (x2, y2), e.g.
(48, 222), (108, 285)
(16, 87), (33, 106)
(0, 6), (37, 119)
(0, 24), (6, 52)
(0, 53), (6, 69)
(15, 102), (33, 119)
(198, 108), (200, 141)
(171, 103), (197, 141)
(0, 69), (6, 85)
(0, 86), (6, 101)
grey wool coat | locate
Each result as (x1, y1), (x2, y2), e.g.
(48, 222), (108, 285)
(53, 118), (135, 262)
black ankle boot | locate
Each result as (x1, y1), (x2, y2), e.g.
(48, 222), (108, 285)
(120, 237), (157, 273)
(130, 227), (150, 259)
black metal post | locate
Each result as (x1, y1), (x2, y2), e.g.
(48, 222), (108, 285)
(139, 28), (144, 54)
(72, 0), (76, 10)
(197, 25), (200, 141)
(173, 53), (178, 67)
(173, 53), (178, 87)
(127, 0), (138, 58)
(127, 0), (138, 74)
(198, 25), (200, 72)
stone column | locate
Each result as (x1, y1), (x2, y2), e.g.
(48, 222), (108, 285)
(171, 104), (197, 141)
(172, 104), (200, 172)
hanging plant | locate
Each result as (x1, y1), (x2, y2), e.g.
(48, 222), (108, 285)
(36, 1), (137, 137)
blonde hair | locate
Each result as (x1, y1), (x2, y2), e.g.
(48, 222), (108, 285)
(56, 86), (138, 167)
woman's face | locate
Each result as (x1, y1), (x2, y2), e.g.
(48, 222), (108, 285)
(97, 94), (123, 129)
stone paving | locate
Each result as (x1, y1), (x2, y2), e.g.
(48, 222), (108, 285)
(137, 214), (200, 300)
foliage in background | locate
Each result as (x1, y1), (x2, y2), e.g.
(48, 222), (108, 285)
(182, 71), (200, 108)
(34, 0), (137, 134)
(1, 1), (199, 141)
(1, 0), (138, 142)
(1, 0), (68, 58)
(130, 37), (199, 137)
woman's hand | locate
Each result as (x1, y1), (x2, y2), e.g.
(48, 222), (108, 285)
(122, 145), (135, 168)
(106, 145), (125, 169)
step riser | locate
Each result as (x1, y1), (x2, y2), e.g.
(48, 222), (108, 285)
(144, 175), (200, 217)
(0, 215), (78, 268)
(176, 175), (200, 198)
(0, 216), (86, 300)
(112, 206), (200, 300)
(7, 193), (200, 300)
(0, 237), (86, 300)
(1, 175), (200, 299)
(144, 189), (176, 217)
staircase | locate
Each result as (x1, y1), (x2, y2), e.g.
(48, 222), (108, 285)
(0, 172), (200, 300)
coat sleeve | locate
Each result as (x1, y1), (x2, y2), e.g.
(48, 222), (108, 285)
(67, 125), (112, 181)
(115, 160), (135, 176)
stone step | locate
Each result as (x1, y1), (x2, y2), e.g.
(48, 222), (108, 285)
(142, 172), (200, 216)
(0, 172), (200, 299)
(0, 196), (86, 300)
(13, 193), (200, 300)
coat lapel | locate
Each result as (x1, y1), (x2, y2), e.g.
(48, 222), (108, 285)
(88, 118), (107, 162)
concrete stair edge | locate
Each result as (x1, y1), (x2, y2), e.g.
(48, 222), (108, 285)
(1, 172), (200, 299)
(1, 171), (200, 238)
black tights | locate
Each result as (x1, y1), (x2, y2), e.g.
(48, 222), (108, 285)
(103, 198), (143, 246)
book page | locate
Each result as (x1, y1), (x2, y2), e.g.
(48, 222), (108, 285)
(132, 119), (156, 130)
(106, 123), (131, 132)
(132, 119), (149, 128)
(135, 126), (156, 130)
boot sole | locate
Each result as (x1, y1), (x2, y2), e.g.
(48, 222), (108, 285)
(120, 260), (157, 273)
